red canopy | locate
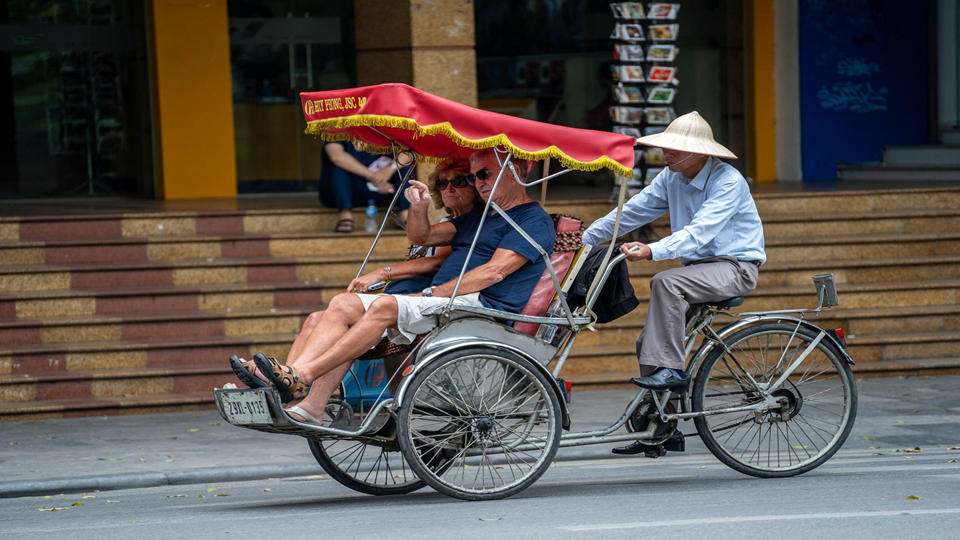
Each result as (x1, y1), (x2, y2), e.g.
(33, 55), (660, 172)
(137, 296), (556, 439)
(300, 83), (636, 176)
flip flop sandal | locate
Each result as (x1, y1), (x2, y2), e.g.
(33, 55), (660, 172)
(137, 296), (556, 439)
(253, 352), (306, 404)
(284, 405), (325, 427)
(229, 355), (269, 389)
(334, 219), (354, 233)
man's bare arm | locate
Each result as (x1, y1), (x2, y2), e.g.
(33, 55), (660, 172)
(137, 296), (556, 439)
(430, 248), (530, 297)
(404, 180), (457, 246)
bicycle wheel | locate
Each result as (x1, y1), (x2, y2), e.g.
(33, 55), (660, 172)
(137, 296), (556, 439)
(397, 347), (562, 501)
(308, 400), (425, 496)
(692, 322), (857, 477)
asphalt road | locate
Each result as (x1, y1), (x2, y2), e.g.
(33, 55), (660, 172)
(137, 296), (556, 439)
(2, 376), (958, 539)
(2, 446), (959, 540)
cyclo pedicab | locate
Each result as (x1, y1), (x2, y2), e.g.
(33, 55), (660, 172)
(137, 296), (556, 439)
(214, 84), (857, 501)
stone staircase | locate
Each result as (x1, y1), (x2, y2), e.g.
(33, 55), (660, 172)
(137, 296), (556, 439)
(2, 187), (960, 420)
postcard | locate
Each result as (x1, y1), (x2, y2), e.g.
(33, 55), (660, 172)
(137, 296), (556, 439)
(609, 64), (621, 82)
(649, 24), (679, 40)
(614, 126), (642, 138)
(609, 106), (644, 124)
(619, 65), (645, 82)
(645, 107), (676, 124)
(644, 148), (667, 166)
(646, 44), (677, 61)
(647, 3), (680, 20)
(647, 66), (676, 83)
(609, 3), (625, 18)
(614, 44), (645, 62)
(613, 84), (644, 104)
(646, 87), (676, 104)
(615, 23), (645, 41)
(621, 2), (646, 19)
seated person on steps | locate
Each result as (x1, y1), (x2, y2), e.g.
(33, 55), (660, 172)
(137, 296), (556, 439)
(231, 148), (556, 426)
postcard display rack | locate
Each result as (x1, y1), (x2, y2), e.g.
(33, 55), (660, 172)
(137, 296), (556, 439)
(609, 2), (680, 201)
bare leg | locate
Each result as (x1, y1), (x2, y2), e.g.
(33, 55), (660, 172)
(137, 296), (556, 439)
(288, 310), (325, 367)
(290, 293), (368, 366)
(293, 297), (400, 418)
(286, 360), (353, 423)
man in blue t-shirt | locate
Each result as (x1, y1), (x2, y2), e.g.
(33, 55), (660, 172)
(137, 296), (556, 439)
(234, 148), (556, 426)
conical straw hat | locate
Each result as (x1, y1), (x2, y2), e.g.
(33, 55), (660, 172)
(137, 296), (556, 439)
(635, 111), (738, 160)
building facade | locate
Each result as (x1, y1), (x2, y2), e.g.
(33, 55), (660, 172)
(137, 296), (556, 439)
(0, 0), (955, 200)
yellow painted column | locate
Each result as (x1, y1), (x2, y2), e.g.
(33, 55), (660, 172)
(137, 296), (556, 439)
(149, 0), (237, 199)
(745, 0), (777, 182)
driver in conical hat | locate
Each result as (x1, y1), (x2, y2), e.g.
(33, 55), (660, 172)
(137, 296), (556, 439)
(583, 111), (766, 452)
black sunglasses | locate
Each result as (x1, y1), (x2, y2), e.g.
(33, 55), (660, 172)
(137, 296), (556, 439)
(464, 168), (494, 184)
(435, 176), (474, 190)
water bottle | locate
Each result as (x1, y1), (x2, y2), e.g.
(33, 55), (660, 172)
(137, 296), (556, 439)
(364, 200), (378, 232)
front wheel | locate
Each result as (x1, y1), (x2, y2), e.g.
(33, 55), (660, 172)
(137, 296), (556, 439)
(397, 347), (562, 501)
(692, 322), (857, 477)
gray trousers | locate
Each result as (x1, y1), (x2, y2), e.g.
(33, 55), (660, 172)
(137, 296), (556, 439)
(636, 257), (759, 372)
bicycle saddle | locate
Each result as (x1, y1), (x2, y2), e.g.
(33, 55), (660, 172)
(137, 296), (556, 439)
(705, 296), (744, 309)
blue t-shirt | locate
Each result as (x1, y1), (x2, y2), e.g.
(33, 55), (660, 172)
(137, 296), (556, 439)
(430, 202), (556, 313)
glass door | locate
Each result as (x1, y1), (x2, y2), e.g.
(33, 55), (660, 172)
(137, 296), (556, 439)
(0, 0), (151, 198)
(229, 0), (355, 194)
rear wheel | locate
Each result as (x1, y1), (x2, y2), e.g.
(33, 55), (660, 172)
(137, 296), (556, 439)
(307, 400), (425, 496)
(397, 347), (562, 501)
(692, 323), (857, 477)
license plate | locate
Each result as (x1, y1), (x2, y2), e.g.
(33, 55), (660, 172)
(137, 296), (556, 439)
(221, 390), (272, 425)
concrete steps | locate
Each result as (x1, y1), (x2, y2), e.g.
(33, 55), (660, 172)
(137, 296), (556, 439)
(2, 186), (960, 420)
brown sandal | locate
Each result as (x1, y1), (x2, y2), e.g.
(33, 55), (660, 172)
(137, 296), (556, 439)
(253, 353), (307, 403)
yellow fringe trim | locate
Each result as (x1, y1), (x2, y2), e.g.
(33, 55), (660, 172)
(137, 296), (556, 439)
(304, 114), (633, 176)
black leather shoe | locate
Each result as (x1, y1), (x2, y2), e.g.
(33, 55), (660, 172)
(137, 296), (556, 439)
(612, 431), (684, 456)
(631, 368), (689, 392)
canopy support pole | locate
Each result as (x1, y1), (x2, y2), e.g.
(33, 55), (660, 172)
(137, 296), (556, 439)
(354, 135), (418, 281)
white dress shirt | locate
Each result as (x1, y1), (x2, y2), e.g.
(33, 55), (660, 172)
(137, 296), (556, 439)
(582, 156), (766, 265)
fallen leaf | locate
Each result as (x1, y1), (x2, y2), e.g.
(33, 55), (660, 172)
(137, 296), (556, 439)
(206, 487), (217, 492)
(868, 446), (881, 450)
(902, 447), (921, 453)
(71, 502), (83, 506)
(98, 458), (123, 461)
(861, 436), (874, 441)
(263, 489), (271, 492)
(139, 458), (146, 462)
(107, 500), (121, 503)
(478, 517), (504, 522)
(82, 495), (95, 499)
(791, 445), (808, 449)
(39, 496), (51, 499)
(208, 422), (220, 426)
(167, 437), (178, 440)
(700, 466), (706, 469)
(949, 446), (960, 451)
(188, 429), (200, 433)
(947, 409), (956, 413)
(894, 420), (905, 424)
(873, 453), (885, 456)
(215, 494), (229, 497)
(949, 459), (957, 463)
(10, 442), (19, 446)
(906, 495), (924, 500)
(198, 494), (204, 499)
(165, 460), (174, 463)
(38, 507), (69, 512)
(166, 495), (186, 498)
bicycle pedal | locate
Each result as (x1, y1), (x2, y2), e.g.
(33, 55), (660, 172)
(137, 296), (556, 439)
(662, 431), (685, 453)
(643, 446), (666, 459)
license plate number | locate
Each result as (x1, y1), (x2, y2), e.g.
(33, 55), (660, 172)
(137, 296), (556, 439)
(221, 391), (271, 424)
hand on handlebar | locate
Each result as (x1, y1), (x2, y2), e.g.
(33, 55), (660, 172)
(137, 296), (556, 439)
(620, 241), (652, 262)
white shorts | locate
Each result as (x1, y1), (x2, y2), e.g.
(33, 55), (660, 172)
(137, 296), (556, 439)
(354, 292), (484, 345)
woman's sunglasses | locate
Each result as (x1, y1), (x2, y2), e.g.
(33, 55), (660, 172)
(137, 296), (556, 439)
(435, 176), (473, 190)
(436, 168), (495, 190)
